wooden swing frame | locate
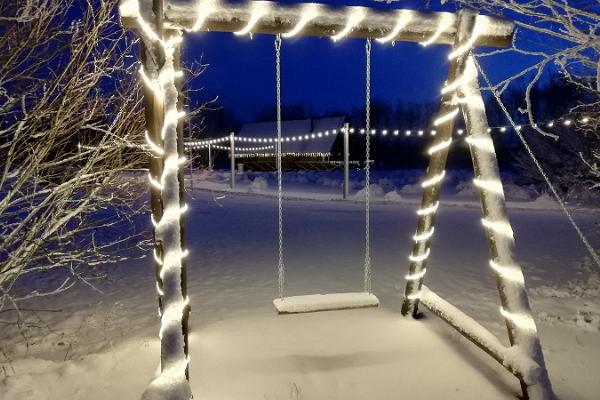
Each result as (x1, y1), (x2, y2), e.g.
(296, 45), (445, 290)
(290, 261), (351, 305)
(120, 1), (554, 399)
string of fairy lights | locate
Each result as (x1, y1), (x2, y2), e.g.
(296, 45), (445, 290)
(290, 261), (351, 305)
(400, 17), (538, 337)
(186, 115), (591, 148)
(77, 114), (588, 155)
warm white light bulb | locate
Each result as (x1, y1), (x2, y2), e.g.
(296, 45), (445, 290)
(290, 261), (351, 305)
(420, 13), (454, 47)
(376, 10), (412, 44)
(283, 3), (320, 38)
(332, 7), (366, 42)
(234, 1), (269, 36)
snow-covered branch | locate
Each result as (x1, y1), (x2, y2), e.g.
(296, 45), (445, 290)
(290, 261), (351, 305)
(0, 0), (149, 333)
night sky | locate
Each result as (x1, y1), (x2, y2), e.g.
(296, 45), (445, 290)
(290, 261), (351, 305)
(182, 0), (557, 123)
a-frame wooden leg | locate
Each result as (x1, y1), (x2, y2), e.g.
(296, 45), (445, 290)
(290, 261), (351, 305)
(400, 10), (554, 400)
(459, 56), (554, 400)
(401, 10), (477, 317)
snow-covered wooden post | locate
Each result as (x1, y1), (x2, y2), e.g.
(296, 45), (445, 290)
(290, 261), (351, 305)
(401, 11), (474, 318)
(120, 0), (192, 398)
(230, 132), (235, 189)
(459, 55), (554, 400)
(401, 10), (554, 400)
(343, 122), (350, 200)
(208, 143), (213, 171)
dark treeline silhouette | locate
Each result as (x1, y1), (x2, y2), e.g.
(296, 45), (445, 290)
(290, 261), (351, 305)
(195, 73), (594, 183)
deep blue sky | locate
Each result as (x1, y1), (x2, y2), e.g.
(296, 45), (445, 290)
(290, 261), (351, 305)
(182, 0), (555, 123)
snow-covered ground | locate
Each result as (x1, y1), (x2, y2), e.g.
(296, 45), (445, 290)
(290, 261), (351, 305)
(2, 170), (600, 399)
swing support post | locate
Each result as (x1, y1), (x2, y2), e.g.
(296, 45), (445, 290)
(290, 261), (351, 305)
(343, 122), (350, 200)
(230, 132), (235, 189)
(401, 11), (474, 318)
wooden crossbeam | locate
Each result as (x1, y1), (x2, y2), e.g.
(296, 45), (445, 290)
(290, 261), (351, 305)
(120, 0), (514, 48)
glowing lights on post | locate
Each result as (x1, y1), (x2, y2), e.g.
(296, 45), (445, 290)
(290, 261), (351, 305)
(433, 108), (460, 126)
(421, 171), (446, 188)
(332, 7), (366, 42)
(417, 201), (440, 216)
(500, 307), (537, 333)
(376, 11), (413, 44)
(481, 218), (514, 239)
(489, 260), (525, 285)
(189, 0), (218, 32)
(447, 20), (481, 60)
(473, 178), (504, 196)
(465, 136), (494, 153)
(427, 138), (452, 155)
(413, 227), (435, 241)
(405, 268), (427, 281)
(234, 1), (270, 36)
(283, 3), (320, 38)
(420, 13), (454, 47)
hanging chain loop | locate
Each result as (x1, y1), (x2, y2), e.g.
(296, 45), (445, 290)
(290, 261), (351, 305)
(275, 34), (285, 299)
(364, 38), (372, 293)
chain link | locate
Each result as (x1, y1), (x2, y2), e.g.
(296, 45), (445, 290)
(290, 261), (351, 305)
(364, 39), (372, 293)
(275, 34), (285, 299)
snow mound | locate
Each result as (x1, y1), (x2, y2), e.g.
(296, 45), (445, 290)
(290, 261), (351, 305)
(504, 183), (538, 201)
(399, 183), (422, 195)
(248, 177), (268, 192)
(353, 184), (385, 200)
(384, 190), (402, 202)
(377, 178), (396, 192)
(527, 193), (559, 209)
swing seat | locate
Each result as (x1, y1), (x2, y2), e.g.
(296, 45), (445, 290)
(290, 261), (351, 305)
(273, 292), (379, 314)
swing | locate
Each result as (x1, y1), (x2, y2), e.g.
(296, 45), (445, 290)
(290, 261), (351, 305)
(273, 36), (379, 314)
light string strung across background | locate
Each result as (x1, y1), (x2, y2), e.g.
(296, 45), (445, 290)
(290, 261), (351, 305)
(183, 114), (590, 147)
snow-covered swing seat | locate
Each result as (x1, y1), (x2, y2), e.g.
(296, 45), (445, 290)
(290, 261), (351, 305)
(272, 37), (378, 314)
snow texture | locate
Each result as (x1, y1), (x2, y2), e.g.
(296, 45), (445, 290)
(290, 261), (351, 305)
(459, 55), (553, 399)
(157, 0), (512, 46)
(142, 39), (191, 400)
(1, 187), (599, 399)
(273, 292), (379, 314)
(420, 285), (541, 384)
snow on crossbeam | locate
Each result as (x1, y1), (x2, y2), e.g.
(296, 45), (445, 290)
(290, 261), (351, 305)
(274, 292), (379, 314)
(120, 0), (514, 48)
(419, 286), (541, 384)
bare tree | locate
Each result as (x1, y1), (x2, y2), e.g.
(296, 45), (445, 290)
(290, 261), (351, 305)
(448, 0), (600, 194)
(0, 0), (149, 334)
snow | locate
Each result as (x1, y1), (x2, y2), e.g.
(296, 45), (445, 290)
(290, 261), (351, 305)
(273, 292), (379, 313)
(1, 171), (600, 399)
(248, 175), (269, 192)
(459, 55), (553, 398)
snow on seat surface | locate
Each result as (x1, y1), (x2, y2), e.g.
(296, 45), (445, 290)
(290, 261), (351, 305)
(273, 292), (379, 314)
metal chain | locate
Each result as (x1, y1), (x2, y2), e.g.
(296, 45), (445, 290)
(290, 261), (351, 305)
(474, 56), (600, 272)
(364, 39), (372, 293)
(275, 34), (285, 299)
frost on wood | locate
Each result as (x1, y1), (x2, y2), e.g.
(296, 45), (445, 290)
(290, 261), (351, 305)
(458, 55), (554, 399)
(420, 286), (541, 383)
(274, 292), (379, 314)
(120, 0), (513, 46)
(142, 37), (192, 400)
